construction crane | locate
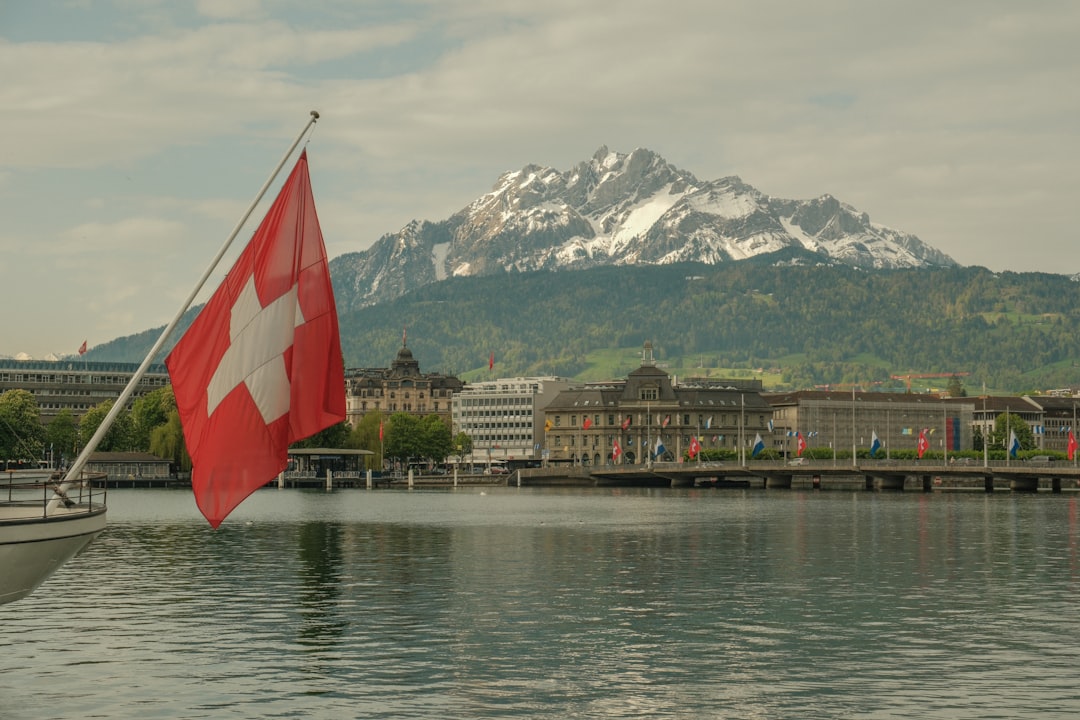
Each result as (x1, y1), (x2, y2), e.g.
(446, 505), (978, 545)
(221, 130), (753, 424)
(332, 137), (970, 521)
(890, 372), (970, 393)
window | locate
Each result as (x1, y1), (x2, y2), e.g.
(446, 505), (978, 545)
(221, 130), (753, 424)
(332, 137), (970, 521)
(640, 387), (658, 401)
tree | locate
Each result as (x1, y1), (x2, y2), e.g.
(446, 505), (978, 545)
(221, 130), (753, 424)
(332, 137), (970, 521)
(45, 409), (79, 466)
(79, 400), (135, 452)
(130, 387), (176, 452)
(292, 420), (352, 449)
(0, 389), (45, 464)
(384, 412), (422, 464)
(990, 412), (1034, 452)
(419, 414), (453, 464)
(150, 410), (190, 472)
(350, 411), (385, 469)
(452, 432), (473, 464)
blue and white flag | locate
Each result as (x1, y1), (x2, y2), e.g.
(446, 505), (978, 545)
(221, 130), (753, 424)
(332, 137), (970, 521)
(870, 431), (881, 457)
(705, 416), (713, 429)
(1008, 430), (1020, 458)
(767, 419), (774, 432)
(751, 433), (765, 458)
(654, 437), (666, 459)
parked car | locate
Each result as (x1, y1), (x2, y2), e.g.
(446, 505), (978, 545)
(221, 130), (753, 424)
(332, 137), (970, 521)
(788, 457), (807, 466)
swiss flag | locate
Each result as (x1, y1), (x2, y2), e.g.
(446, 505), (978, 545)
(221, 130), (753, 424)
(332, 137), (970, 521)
(621, 415), (632, 430)
(796, 432), (807, 457)
(77, 340), (88, 356)
(489, 351), (494, 370)
(688, 436), (701, 459)
(166, 151), (345, 528)
(917, 429), (930, 459)
(1068, 431), (1077, 461)
(582, 417), (592, 430)
(612, 438), (622, 463)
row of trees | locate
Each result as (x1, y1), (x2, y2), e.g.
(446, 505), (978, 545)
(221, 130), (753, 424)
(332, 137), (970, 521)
(0, 387), (468, 472)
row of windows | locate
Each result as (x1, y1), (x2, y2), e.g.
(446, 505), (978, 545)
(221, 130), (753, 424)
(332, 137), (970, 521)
(458, 397), (534, 407)
(460, 421), (533, 430)
(0, 374), (167, 386)
(458, 410), (534, 419)
(550, 413), (767, 428)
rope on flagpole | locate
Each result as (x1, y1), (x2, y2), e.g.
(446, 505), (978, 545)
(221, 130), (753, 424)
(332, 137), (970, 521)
(49, 111), (322, 512)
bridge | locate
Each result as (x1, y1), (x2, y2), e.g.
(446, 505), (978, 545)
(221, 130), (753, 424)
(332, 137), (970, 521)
(516, 460), (1080, 493)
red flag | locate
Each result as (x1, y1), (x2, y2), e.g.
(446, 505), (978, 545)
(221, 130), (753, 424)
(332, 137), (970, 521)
(1068, 431), (1078, 462)
(582, 417), (592, 430)
(166, 151), (345, 528)
(917, 429), (929, 459)
(612, 438), (622, 462)
(688, 436), (701, 459)
(488, 351), (494, 370)
(379, 421), (384, 442)
(796, 432), (807, 457)
(621, 415), (632, 430)
(662, 414), (670, 428)
(77, 340), (87, 356)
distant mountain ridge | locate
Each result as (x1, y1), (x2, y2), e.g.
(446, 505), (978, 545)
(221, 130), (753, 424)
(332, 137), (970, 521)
(331, 146), (956, 311)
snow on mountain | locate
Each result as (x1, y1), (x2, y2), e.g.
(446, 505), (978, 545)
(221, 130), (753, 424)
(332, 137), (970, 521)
(330, 146), (956, 311)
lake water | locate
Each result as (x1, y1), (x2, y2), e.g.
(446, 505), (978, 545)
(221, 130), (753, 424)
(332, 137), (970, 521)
(4, 487), (1080, 719)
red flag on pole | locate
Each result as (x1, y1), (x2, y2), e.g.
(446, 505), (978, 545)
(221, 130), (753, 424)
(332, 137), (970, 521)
(688, 436), (701, 459)
(621, 416), (632, 430)
(77, 340), (87, 356)
(797, 432), (807, 457)
(612, 438), (622, 462)
(379, 421), (384, 442)
(166, 151), (345, 528)
(917, 428), (930, 459)
(582, 417), (592, 430)
(489, 351), (494, 370)
(1068, 430), (1077, 461)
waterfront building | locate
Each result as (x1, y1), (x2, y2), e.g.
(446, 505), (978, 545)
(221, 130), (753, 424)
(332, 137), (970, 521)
(765, 391), (975, 457)
(452, 376), (576, 466)
(344, 341), (462, 429)
(542, 342), (772, 466)
(0, 358), (171, 422)
(1020, 395), (1079, 453)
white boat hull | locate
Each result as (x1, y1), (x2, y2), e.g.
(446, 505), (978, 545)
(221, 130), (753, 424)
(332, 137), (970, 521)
(0, 471), (108, 605)
(0, 505), (107, 604)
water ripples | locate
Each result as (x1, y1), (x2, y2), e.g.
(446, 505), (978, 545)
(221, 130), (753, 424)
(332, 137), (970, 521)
(3, 489), (1080, 718)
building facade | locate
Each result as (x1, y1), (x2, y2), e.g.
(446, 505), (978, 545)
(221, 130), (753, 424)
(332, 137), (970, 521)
(542, 343), (773, 466)
(0, 359), (171, 421)
(344, 342), (463, 428)
(452, 376), (576, 466)
(767, 391), (975, 457)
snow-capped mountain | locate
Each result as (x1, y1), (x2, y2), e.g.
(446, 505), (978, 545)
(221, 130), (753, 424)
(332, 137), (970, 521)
(331, 146), (956, 311)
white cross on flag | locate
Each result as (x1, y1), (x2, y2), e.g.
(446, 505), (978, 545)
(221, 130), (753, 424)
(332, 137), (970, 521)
(166, 151), (345, 528)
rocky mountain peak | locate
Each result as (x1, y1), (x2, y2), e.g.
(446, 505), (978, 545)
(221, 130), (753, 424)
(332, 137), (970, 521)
(329, 147), (957, 311)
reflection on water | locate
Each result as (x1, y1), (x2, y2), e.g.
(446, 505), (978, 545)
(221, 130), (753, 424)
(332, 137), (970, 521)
(3, 487), (1080, 719)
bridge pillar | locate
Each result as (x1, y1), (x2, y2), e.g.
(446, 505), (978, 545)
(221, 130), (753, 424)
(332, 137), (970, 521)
(984, 475), (994, 493)
(1009, 476), (1038, 492)
(765, 474), (792, 489)
(921, 475), (932, 492)
(1052, 477), (1061, 494)
(864, 475), (874, 491)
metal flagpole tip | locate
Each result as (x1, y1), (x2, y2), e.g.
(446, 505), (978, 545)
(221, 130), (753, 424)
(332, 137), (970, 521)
(310, 110), (320, 120)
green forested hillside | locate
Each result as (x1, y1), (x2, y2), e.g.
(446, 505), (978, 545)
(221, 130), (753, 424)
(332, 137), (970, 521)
(87, 259), (1080, 394)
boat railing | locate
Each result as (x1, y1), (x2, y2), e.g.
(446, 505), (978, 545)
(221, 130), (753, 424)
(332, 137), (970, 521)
(1, 470), (108, 519)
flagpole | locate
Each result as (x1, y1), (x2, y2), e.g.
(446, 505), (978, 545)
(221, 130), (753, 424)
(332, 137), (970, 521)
(49, 111), (321, 510)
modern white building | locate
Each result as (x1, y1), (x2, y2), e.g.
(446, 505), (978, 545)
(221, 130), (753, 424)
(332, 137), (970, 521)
(452, 377), (576, 466)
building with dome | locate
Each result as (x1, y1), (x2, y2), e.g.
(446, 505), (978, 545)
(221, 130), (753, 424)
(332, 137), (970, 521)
(343, 340), (463, 428)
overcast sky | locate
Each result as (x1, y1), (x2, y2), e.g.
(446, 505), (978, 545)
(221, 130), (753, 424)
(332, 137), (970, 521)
(2, 0), (1077, 359)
